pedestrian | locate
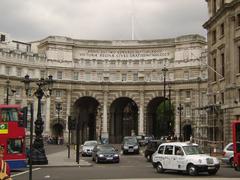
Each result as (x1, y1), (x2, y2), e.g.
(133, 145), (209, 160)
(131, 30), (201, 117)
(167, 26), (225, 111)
(0, 146), (12, 180)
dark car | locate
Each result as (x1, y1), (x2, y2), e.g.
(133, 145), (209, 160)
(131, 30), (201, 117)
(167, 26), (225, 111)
(121, 136), (139, 154)
(144, 140), (164, 162)
(92, 144), (120, 163)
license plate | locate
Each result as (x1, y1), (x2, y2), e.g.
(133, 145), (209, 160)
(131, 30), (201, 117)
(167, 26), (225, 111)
(208, 166), (215, 169)
(128, 149), (134, 152)
(107, 157), (113, 160)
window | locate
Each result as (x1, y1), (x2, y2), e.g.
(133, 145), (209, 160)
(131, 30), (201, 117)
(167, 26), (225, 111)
(220, 23), (224, 36)
(5, 66), (10, 75)
(122, 74), (127, 81)
(227, 144), (233, 151)
(186, 91), (191, 98)
(185, 105), (191, 117)
(214, 94), (217, 104)
(164, 145), (173, 155)
(213, 0), (217, 14)
(237, 14), (240, 26)
(221, 53), (225, 77)
(7, 139), (23, 154)
(133, 73), (138, 81)
(55, 90), (62, 97)
(158, 145), (164, 154)
(1, 108), (18, 122)
(73, 72), (79, 80)
(17, 68), (22, 77)
(175, 146), (184, 156)
(212, 30), (216, 44)
(184, 71), (189, 80)
(40, 70), (45, 78)
(213, 58), (217, 81)
(221, 92), (224, 104)
(57, 71), (62, 80)
(0, 34), (5, 42)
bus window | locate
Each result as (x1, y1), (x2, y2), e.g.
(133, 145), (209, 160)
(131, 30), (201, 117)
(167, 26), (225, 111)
(237, 123), (240, 153)
(7, 139), (23, 154)
(2, 108), (18, 122)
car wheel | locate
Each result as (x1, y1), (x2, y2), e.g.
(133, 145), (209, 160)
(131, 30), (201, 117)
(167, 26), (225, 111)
(188, 164), (198, 176)
(156, 162), (164, 173)
(146, 155), (151, 162)
(208, 169), (218, 175)
(230, 158), (234, 167)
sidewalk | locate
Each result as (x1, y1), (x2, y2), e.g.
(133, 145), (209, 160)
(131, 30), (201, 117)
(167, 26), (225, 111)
(32, 145), (92, 168)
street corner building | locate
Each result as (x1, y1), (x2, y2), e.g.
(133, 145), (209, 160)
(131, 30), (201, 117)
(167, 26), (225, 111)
(0, 32), (210, 146)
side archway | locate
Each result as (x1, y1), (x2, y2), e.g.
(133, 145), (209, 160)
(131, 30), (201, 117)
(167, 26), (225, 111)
(109, 97), (138, 143)
(73, 96), (99, 144)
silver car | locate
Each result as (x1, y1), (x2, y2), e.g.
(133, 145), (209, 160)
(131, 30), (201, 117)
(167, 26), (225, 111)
(221, 143), (234, 167)
(81, 140), (98, 156)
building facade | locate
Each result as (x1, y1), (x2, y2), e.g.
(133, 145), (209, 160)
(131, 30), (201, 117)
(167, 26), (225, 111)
(0, 32), (207, 144)
(203, 0), (240, 149)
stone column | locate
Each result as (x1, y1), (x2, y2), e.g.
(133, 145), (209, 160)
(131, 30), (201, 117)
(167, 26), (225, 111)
(45, 97), (51, 134)
(102, 91), (108, 139)
(66, 89), (71, 130)
(175, 90), (180, 138)
(139, 91), (144, 135)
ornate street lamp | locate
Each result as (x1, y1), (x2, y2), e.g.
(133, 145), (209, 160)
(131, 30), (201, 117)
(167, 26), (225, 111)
(5, 80), (16, 104)
(177, 103), (184, 141)
(168, 84), (172, 134)
(162, 66), (168, 136)
(22, 74), (54, 165)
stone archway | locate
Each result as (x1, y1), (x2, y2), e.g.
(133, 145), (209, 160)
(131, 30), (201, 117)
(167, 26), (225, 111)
(183, 124), (192, 141)
(73, 96), (99, 144)
(50, 118), (66, 144)
(146, 97), (173, 138)
(109, 97), (138, 143)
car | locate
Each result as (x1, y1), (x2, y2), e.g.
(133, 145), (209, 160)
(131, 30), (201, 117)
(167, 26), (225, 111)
(81, 140), (98, 157)
(152, 142), (220, 176)
(121, 136), (139, 154)
(92, 144), (120, 163)
(221, 142), (234, 167)
(144, 140), (164, 162)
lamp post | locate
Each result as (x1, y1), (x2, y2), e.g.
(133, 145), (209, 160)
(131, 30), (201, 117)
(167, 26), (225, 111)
(22, 74), (54, 165)
(5, 80), (16, 104)
(177, 103), (183, 141)
(168, 84), (171, 134)
(162, 66), (168, 136)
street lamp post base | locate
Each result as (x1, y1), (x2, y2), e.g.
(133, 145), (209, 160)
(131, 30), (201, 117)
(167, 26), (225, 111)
(31, 148), (48, 165)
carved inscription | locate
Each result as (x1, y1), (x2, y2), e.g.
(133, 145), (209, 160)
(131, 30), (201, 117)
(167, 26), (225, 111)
(77, 48), (173, 60)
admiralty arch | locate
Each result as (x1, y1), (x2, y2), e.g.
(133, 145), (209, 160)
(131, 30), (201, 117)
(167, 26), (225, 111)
(0, 33), (207, 144)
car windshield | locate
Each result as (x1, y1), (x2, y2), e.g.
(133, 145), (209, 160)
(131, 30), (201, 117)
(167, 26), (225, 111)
(183, 145), (203, 155)
(84, 141), (97, 146)
(99, 146), (115, 153)
(125, 138), (137, 144)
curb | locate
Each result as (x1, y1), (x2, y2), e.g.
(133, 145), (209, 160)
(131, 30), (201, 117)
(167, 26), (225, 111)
(29, 163), (93, 168)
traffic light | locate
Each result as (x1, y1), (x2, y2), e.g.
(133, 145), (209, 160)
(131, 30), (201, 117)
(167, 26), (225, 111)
(19, 106), (28, 127)
(68, 116), (76, 130)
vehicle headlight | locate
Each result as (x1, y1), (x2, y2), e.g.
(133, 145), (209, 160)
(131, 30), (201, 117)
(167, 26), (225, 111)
(134, 145), (139, 149)
(124, 145), (128, 149)
(114, 154), (119, 157)
(99, 154), (104, 157)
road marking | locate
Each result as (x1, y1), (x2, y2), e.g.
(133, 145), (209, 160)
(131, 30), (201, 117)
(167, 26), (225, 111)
(11, 168), (41, 177)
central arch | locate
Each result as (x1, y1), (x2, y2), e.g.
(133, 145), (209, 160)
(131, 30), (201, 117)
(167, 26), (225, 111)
(73, 96), (99, 144)
(109, 97), (138, 143)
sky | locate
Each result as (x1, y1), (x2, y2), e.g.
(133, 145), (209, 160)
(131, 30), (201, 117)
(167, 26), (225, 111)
(0, 0), (208, 42)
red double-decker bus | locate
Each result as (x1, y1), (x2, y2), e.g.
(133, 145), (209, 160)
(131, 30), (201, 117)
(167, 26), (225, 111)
(232, 120), (240, 171)
(0, 104), (27, 169)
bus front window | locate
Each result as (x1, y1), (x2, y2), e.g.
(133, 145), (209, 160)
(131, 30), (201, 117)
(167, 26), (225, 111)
(2, 108), (18, 122)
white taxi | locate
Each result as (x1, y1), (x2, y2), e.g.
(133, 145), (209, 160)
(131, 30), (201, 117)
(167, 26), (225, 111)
(152, 142), (220, 176)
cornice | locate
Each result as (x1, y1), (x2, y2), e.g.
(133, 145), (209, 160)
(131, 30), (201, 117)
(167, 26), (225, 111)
(203, 1), (240, 29)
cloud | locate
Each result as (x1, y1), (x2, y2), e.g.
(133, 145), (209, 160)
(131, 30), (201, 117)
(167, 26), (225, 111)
(0, 0), (208, 42)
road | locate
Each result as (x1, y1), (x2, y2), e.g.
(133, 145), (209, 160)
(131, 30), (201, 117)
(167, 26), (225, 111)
(11, 148), (240, 180)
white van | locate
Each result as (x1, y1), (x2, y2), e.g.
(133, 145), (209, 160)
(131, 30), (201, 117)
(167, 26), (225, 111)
(152, 142), (220, 176)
